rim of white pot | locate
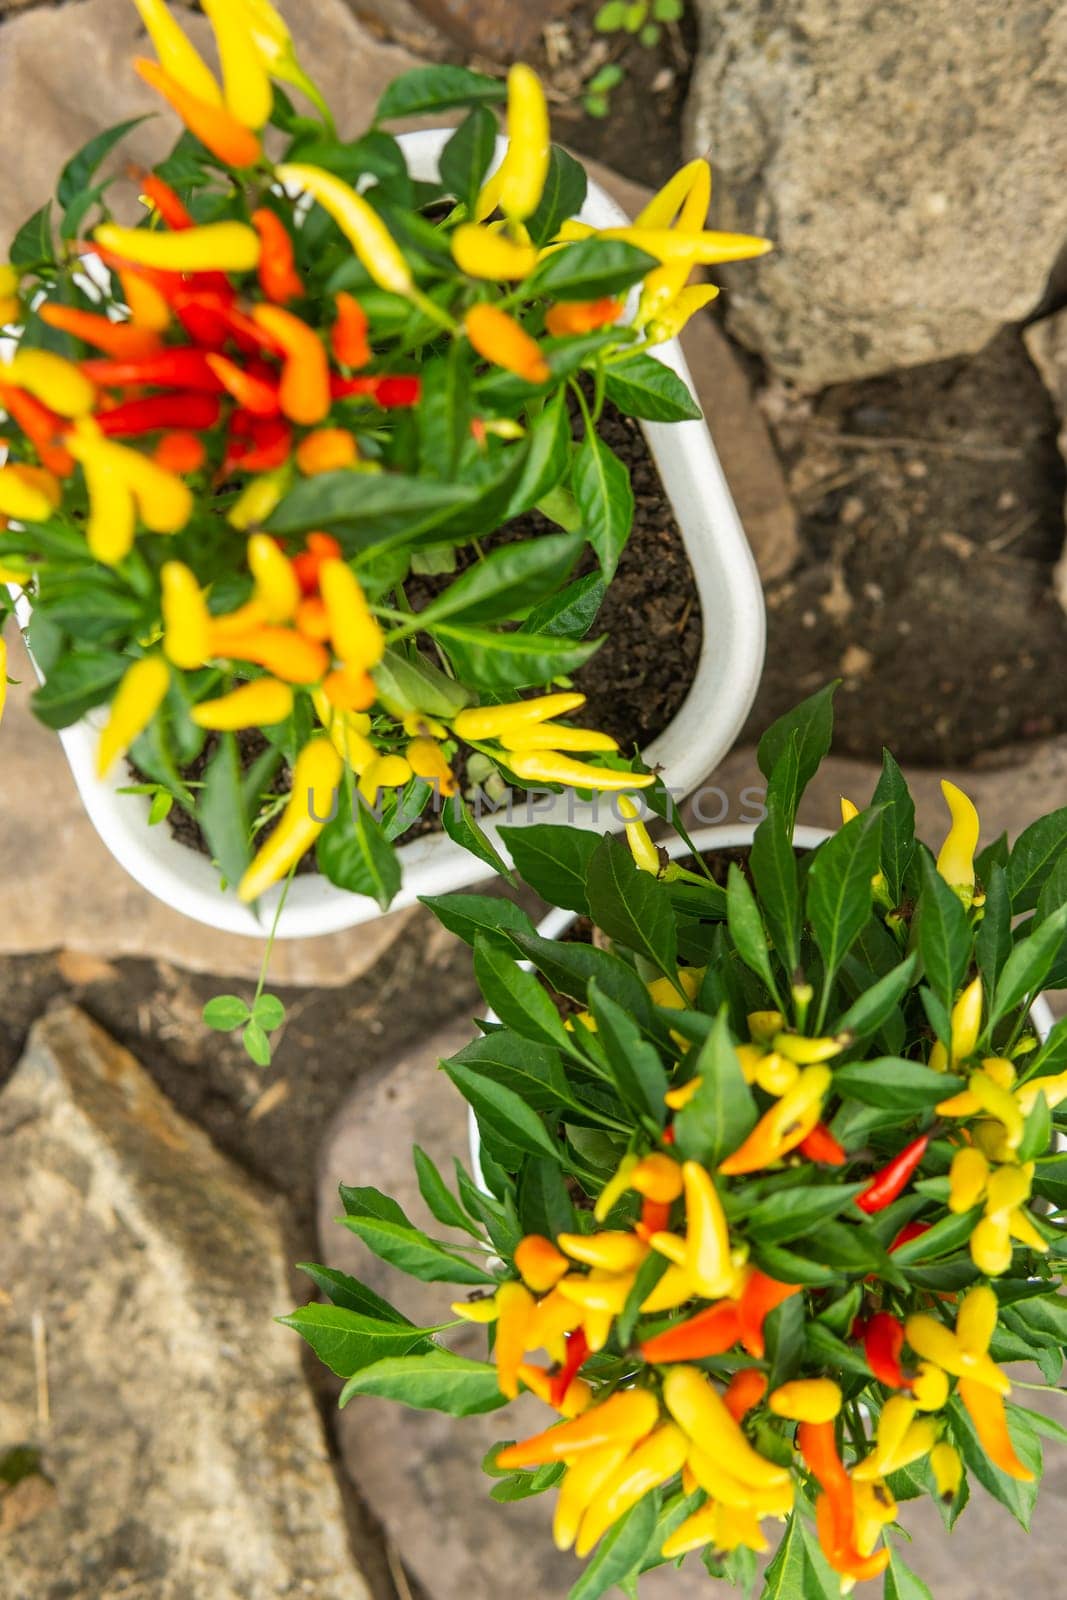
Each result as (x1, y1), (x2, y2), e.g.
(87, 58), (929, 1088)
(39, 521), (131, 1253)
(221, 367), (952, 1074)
(468, 823), (1058, 1182)
(9, 130), (765, 939)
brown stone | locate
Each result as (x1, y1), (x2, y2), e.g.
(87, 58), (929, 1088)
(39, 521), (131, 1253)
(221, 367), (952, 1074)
(0, 1006), (372, 1599)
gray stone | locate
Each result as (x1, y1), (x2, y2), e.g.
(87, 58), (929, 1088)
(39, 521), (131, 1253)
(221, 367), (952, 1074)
(1024, 309), (1067, 611)
(0, 1005), (372, 1600)
(685, 0), (1067, 387)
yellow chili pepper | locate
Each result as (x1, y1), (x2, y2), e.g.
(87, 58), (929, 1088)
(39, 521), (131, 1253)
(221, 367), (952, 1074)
(753, 1051), (800, 1096)
(662, 1501), (768, 1560)
(119, 268), (172, 333)
(852, 1479), (898, 1559)
(1016, 1067), (1067, 1115)
(637, 159), (712, 232)
(686, 1445), (793, 1514)
(948, 1145), (990, 1212)
(494, 1280), (535, 1400)
(912, 1362), (950, 1411)
(79, 455), (136, 565)
(514, 1234), (569, 1294)
(228, 469), (290, 531)
(556, 1272), (636, 1314)
(952, 976), (984, 1064)
(496, 1388), (660, 1469)
(618, 794), (660, 875)
(593, 1152), (638, 1223)
(191, 677), (293, 730)
(682, 1160), (735, 1298)
(662, 1366), (790, 1491)
(553, 1443), (632, 1552)
(593, 224), (771, 266)
(904, 1313), (1009, 1393)
(985, 1163), (1033, 1218)
(96, 655), (170, 777)
(159, 561), (208, 668)
(238, 736), (342, 900)
(557, 1231), (649, 1274)
(767, 1378), (842, 1424)
(406, 736), (457, 797)
(132, 0), (223, 104)
(969, 1071), (1024, 1151)
(956, 1283), (998, 1354)
(526, 1288), (583, 1359)
(505, 749), (656, 791)
(499, 723), (618, 752)
(646, 282), (720, 343)
(449, 1293), (499, 1323)
(247, 533), (300, 623)
(464, 303), (550, 384)
(0, 465), (56, 523)
(930, 1440), (963, 1501)
(311, 690), (376, 770)
(134, 57), (262, 167)
(452, 692), (584, 740)
(718, 1065), (831, 1176)
(357, 752), (412, 805)
(970, 1215), (1012, 1276)
(275, 164), (413, 297)
(495, 64), (551, 223)
(772, 1032), (845, 1065)
(451, 223), (538, 281)
(638, 1264), (696, 1314)
(95, 219), (260, 274)
(936, 779), (980, 901)
(1, 350), (94, 418)
(318, 558), (384, 668)
(202, 0), (273, 128)
(575, 1421), (688, 1557)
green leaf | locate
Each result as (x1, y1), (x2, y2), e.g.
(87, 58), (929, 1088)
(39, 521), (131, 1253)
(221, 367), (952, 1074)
(417, 531), (583, 627)
(832, 953), (918, 1040)
(603, 353), (702, 422)
(505, 387), (572, 517)
(339, 1184), (411, 1225)
(341, 1214), (497, 1285)
(525, 146), (589, 246)
(448, 1030), (576, 1113)
(439, 105), (498, 211)
(990, 903), (1067, 1026)
(444, 1059), (565, 1162)
(278, 1303), (436, 1376)
(871, 750), (915, 904)
(513, 931), (652, 1022)
(265, 471), (474, 545)
(1007, 807), (1067, 911)
(745, 1182), (867, 1246)
(417, 345), (470, 480)
(749, 797), (801, 979)
(517, 1157), (577, 1239)
(727, 861), (780, 1001)
(31, 650), (127, 730)
(420, 892), (536, 951)
(202, 995), (251, 1031)
(413, 1145), (482, 1237)
(439, 620), (602, 690)
(833, 1057), (962, 1109)
(441, 794), (513, 878)
(1035, 846), (1067, 925)
(595, 0), (629, 27)
(473, 934), (575, 1052)
(674, 1010), (758, 1165)
(499, 823), (599, 912)
(757, 684), (838, 828)
(894, 1207), (982, 1265)
(297, 1262), (413, 1323)
(376, 65), (506, 120)
(587, 979), (668, 1126)
(317, 802), (401, 910)
(586, 835), (678, 978)
(572, 430), (634, 580)
(252, 993), (285, 1030)
(915, 853), (972, 1023)
(568, 1491), (660, 1600)
(373, 648), (471, 720)
(242, 1018), (272, 1066)
(526, 573), (606, 639)
(10, 202), (53, 267)
(533, 238), (658, 301)
(340, 1350), (508, 1414)
(976, 863), (1012, 995)
(200, 733), (252, 887)
(948, 1395), (1040, 1528)
(806, 808), (882, 988)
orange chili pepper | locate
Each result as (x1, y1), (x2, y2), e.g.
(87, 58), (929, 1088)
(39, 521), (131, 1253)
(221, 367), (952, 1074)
(219, 626), (328, 684)
(322, 663), (376, 711)
(798, 1123), (847, 1166)
(544, 297), (624, 337)
(813, 1491), (891, 1582)
(134, 58), (262, 168)
(0, 384), (74, 476)
(152, 430), (206, 473)
(295, 596), (331, 641)
(331, 292), (370, 368)
(738, 1271), (801, 1360)
(639, 1300), (741, 1364)
(37, 303), (162, 361)
(252, 305), (330, 425)
(116, 267), (171, 332)
(958, 1379), (1033, 1481)
(137, 170), (195, 230)
(723, 1368), (768, 1423)
(464, 303), (550, 384)
(295, 428), (358, 475)
(251, 208), (304, 304)
(636, 1197), (672, 1239)
(205, 353), (280, 416)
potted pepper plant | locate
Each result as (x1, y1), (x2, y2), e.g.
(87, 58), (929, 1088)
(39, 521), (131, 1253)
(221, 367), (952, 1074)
(291, 688), (1067, 1598)
(0, 0), (766, 959)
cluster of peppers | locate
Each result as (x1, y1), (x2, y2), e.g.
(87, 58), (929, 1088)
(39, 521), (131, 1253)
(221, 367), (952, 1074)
(440, 781), (1052, 1585)
(0, 0), (771, 895)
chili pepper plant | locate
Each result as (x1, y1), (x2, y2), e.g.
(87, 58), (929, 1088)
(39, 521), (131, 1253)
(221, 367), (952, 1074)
(291, 687), (1067, 1598)
(0, 0), (768, 994)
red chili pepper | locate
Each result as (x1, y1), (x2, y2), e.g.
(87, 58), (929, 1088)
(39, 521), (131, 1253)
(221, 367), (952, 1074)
(330, 373), (421, 407)
(662, 1125), (676, 1147)
(331, 292), (370, 367)
(252, 209), (304, 304)
(293, 532), (342, 596)
(96, 392), (221, 435)
(137, 171), (195, 231)
(636, 1197), (672, 1240)
(205, 354), (280, 416)
(889, 1220), (930, 1253)
(224, 414), (292, 473)
(153, 430), (206, 473)
(738, 1270), (801, 1359)
(855, 1134), (930, 1215)
(0, 383), (74, 476)
(798, 1123), (847, 1166)
(639, 1300), (742, 1364)
(82, 350), (226, 393)
(862, 1311), (910, 1389)
(548, 1327), (589, 1408)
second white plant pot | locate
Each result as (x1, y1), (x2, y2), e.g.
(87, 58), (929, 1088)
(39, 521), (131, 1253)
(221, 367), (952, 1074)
(12, 131), (765, 939)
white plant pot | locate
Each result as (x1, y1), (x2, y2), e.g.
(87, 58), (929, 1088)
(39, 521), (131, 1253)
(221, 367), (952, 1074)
(468, 823), (1057, 1181)
(9, 131), (765, 939)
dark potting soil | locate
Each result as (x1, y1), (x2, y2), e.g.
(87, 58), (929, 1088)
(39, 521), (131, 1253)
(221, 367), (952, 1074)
(137, 402), (702, 864)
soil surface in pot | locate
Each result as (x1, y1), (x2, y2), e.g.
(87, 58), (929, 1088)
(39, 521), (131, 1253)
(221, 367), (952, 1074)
(136, 401), (702, 863)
